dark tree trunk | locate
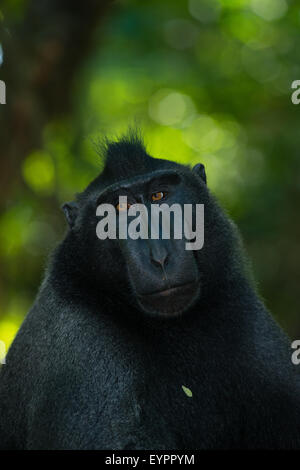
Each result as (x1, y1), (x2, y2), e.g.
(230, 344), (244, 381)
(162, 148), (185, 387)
(0, 0), (112, 208)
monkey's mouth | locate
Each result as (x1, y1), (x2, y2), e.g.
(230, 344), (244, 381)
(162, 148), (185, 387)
(136, 281), (200, 317)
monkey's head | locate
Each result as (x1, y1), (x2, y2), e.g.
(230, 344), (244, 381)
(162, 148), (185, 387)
(61, 133), (240, 318)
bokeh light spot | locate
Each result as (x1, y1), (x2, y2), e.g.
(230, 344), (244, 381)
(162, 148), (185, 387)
(189, 0), (222, 24)
(22, 151), (55, 195)
(250, 0), (288, 22)
(242, 46), (281, 82)
(183, 115), (226, 153)
(0, 321), (20, 355)
(149, 89), (196, 127)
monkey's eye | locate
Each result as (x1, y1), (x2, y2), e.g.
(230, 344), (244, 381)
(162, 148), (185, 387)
(116, 202), (131, 212)
(151, 191), (166, 202)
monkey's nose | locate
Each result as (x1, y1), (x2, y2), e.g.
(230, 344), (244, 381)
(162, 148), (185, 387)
(150, 246), (169, 269)
(151, 254), (169, 269)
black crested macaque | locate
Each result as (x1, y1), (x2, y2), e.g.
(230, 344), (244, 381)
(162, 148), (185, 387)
(0, 132), (300, 449)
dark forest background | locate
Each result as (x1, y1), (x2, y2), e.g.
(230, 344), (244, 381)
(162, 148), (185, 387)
(0, 0), (300, 354)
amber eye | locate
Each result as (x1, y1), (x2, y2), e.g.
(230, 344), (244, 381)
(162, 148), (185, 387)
(151, 191), (166, 202)
(116, 202), (131, 212)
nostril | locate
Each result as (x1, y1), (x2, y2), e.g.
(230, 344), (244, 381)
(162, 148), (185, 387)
(151, 253), (169, 269)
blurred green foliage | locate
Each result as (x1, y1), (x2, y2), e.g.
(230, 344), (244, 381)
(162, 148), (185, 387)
(1, 0), (300, 360)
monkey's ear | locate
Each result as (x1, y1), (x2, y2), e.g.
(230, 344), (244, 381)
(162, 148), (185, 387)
(62, 201), (78, 228)
(192, 163), (207, 184)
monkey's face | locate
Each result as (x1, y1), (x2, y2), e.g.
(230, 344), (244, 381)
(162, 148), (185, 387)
(63, 162), (210, 318)
(95, 167), (207, 318)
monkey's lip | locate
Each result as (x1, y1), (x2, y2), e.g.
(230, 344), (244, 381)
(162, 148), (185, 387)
(138, 281), (198, 298)
(137, 281), (200, 317)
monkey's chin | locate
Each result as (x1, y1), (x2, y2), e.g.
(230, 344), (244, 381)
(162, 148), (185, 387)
(136, 281), (200, 318)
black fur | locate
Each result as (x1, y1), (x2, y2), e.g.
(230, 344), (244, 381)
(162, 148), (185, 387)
(0, 133), (300, 449)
